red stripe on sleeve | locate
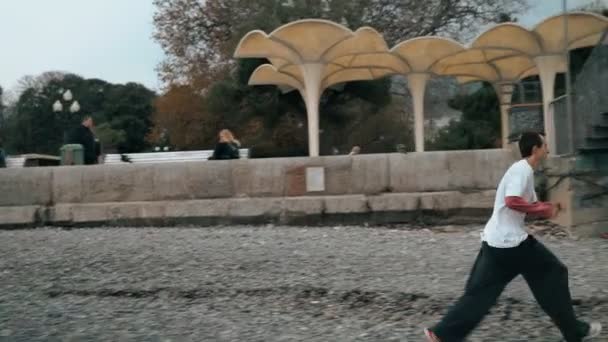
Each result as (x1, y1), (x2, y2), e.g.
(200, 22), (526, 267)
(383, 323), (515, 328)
(505, 196), (553, 219)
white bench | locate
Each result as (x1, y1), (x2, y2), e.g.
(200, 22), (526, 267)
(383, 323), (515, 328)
(6, 157), (25, 168)
(5, 154), (60, 168)
(103, 149), (250, 164)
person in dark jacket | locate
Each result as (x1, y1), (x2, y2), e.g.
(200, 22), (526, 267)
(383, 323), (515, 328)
(209, 129), (240, 160)
(0, 140), (6, 168)
(68, 115), (97, 165)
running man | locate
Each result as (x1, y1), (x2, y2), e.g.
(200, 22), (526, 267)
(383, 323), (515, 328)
(424, 132), (602, 342)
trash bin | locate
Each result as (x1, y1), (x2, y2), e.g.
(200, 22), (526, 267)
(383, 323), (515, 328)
(60, 144), (84, 165)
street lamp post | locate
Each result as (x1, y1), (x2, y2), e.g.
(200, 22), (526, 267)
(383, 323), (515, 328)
(52, 89), (80, 143)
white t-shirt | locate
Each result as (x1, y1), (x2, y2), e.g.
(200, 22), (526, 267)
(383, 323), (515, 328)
(481, 159), (537, 248)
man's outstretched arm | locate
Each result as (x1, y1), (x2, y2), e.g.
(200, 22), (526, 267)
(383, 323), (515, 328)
(505, 196), (558, 219)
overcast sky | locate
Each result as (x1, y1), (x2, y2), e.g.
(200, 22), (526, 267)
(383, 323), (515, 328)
(0, 0), (162, 93)
(0, 0), (605, 94)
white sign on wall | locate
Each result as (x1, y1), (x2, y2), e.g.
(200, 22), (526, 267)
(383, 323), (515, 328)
(306, 167), (325, 192)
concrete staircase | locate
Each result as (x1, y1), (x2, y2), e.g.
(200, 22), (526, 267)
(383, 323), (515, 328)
(580, 111), (608, 153)
(576, 29), (608, 155)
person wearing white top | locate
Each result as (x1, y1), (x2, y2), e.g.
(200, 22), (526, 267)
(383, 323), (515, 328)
(481, 157), (539, 248)
(424, 132), (602, 342)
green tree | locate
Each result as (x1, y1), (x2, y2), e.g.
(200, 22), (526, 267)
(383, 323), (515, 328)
(197, 57), (406, 156)
(0, 86), (4, 118)
(0, 86), (5, 138)
(577, 0), (608, 15)
(95, 123), (127, 151)
(3, 73), (156, 155)
(0, 85), (9, 153)
(428, 82), (501, 151)
(152, 0), (526, 156)
(8, 87), (62, 154)
(153, 0), (526, 85)
(103, 83), (156, 153)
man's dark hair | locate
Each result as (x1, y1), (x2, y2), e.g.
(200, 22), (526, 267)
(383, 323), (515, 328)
(519, 132), (544, 158)
(81, 115), (92, 123)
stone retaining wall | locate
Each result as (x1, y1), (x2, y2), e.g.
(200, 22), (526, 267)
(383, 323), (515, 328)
(0, 150), (513, 227)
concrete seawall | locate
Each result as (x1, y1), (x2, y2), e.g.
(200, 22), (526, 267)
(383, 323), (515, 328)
(0, 150), (514, 228)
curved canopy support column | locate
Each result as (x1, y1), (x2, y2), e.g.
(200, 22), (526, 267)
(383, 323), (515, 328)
(492, 83), (515, 148)
(407, 73), (431, 152)
(300, 63), (324, 157)
(534, 55), (566, 154)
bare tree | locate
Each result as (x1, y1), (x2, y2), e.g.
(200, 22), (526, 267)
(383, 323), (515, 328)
(13, 71), (67, 99)
(576, 0), (608, 16)
(153, 0), (527, 89)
